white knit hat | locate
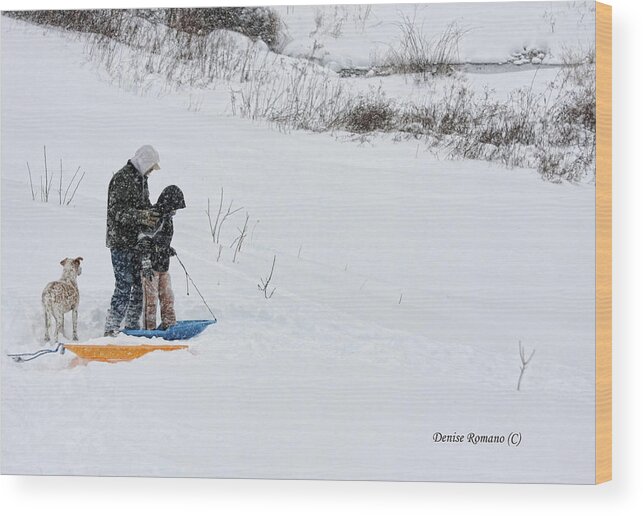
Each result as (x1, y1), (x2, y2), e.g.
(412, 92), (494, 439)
(131, 145), (160, 174)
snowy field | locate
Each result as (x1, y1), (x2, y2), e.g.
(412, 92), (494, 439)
(1, 3), (595, 483)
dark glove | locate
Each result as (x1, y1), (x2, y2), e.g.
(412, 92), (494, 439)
(169, 247), (176, 257)
(139, 209), (160, 228)
(141, 257), (154, 281)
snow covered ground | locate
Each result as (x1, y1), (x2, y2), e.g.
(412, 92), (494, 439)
(276, 2), (596, 68)
(1, 4), (595, 483)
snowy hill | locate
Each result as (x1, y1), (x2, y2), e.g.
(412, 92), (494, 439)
(1, 6), (595, 483)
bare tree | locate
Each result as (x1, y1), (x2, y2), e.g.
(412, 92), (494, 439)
(517, 341), (536, 391)
(258, 255), (277, 299)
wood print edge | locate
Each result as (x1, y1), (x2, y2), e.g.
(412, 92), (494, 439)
(595, 1), (612, 485)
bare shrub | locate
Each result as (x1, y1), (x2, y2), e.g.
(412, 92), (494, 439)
(26, 146), (85, 204)
(164, 7), (282, 51)
(82, 16), (265, 93)
(531, 58), (596, 181)
(6, 7), (282, 51)
(417, 81), (474, 135)
(352, 5), (373, 33)
(385, 18), (465, 79)
(233, 63), (595, 182)
(5, 9), (127, 38)
(560, 44), (595, 67)
(334, 97), (396, 133)
(554, 84), (596, 131)
(231, 61), (349, 132)
(476, 89), (540, 147)
(309, 6), (348, 39)
(534, 142), (594, 183)
(6, 9), (284, 97)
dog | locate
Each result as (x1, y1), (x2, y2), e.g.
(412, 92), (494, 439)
(42, 257), (83, 342)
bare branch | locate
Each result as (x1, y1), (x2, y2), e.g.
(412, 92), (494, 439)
(65, 170), (86, 205)
(43, 145), (49, 202)
(207, 188), (243, 244)
(232, 212), (249, 263)
(59, 158), (63, 205)
(26, 162), (35, 201)
(217, 201), (244, 243)
(206, 197), (216, 243)
(258, 255), (277, 299)
(63, 166), (81, 205)
(517, 340), (536, 391)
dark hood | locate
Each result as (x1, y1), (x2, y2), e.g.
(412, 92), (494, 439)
(156, 185), (186, 214)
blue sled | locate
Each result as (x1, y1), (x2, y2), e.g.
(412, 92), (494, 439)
(122, 320), (216, 341)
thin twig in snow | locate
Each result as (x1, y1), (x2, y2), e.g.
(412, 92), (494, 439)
(258, 255), (277, 299)
(43, 146), (49, 202)
(63, 166), (81, 205)
(206, 188), (243, 244)
(59, 158), (63, 205)
(26, 162), (35, 200)
(517, 340), (536, 391)
(66, 170), (86, 205)
(232, 212), (249, 263)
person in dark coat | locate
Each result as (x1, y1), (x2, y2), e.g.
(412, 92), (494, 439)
(138, 185), (186, 330)
(104, 145), (162, 337)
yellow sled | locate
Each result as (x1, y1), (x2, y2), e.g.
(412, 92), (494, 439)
(64, 343), (188, 363)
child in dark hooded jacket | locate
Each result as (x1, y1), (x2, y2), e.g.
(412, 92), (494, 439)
(137, 185), (186, 330)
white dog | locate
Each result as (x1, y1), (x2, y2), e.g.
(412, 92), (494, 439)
(42, 257), (83, 342)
